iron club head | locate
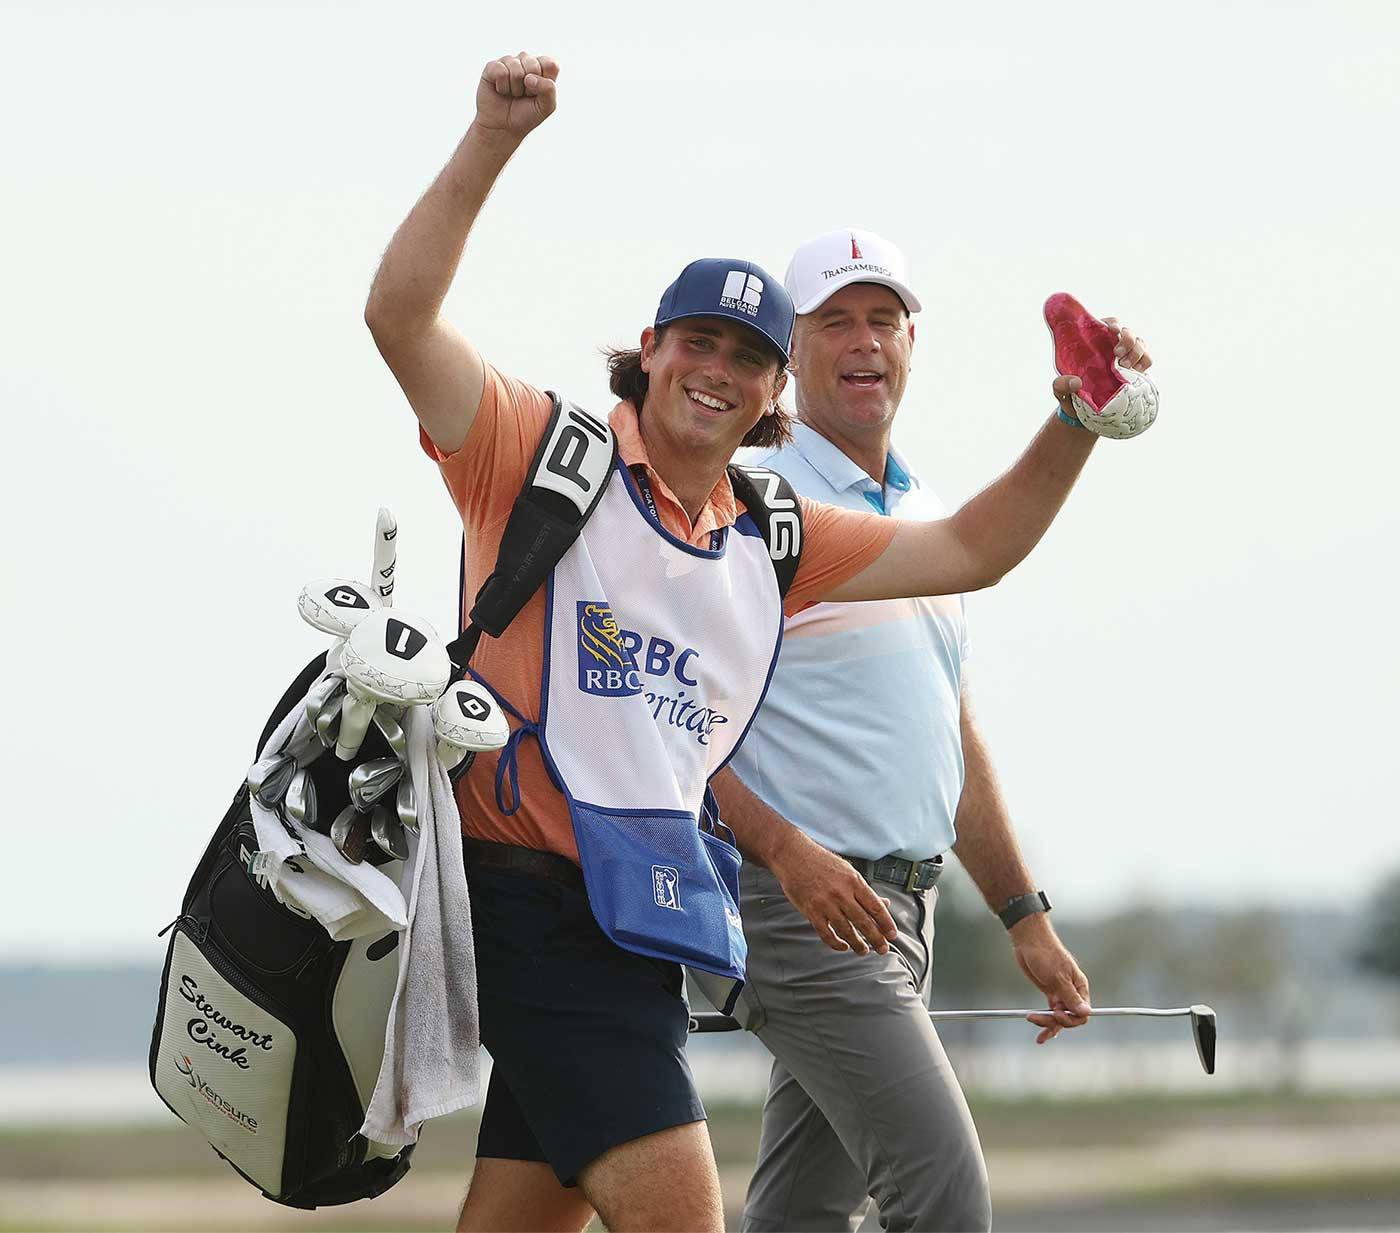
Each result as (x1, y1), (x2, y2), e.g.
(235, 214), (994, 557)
(248, 754), (297, 808)
(348, 758), (403, 812)
(371, 706), (408, 759)
(370, 802), (409, 861)
(395, 776), (418, 834)
(1189, 1004), (1217, 1075)
(329, 805), (368, 865)
(282, 769), (318, 832)
(304, 674), (344, 730)
(315, 692), (346, 748)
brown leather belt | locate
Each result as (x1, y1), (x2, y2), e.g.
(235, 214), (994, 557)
(461, 835), (584, 889)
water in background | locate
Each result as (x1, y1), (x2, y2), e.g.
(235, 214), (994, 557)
(8, 1035), (1400, 1126)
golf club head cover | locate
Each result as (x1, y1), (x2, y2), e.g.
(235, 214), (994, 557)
(1044, 292), (1159, 439)
(338, 609), (452, 760)
(298, 578), (384, 638)
(433, 680), (511, 772)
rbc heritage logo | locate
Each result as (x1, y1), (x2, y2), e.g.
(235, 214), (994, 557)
(652, 865), (681, 911)
(577, 602), (642, 697)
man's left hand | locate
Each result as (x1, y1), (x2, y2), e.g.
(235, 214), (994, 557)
(1009, 916), (1092, 1044)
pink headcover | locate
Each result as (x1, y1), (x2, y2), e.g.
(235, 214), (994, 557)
(1043, 292), (1124, 414)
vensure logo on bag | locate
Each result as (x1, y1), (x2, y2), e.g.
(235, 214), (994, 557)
(577, 602), (642, 696)
(173, 1053), (259, 1133)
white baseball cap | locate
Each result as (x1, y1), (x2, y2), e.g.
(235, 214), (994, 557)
(783, 228), (922, 316)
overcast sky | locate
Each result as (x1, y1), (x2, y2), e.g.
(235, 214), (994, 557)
(4, 0), (1397, 961)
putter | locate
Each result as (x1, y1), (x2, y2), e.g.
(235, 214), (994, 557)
(247, 754), (297, 808)
(282, 769), (318, 832)
(370, 802), (409, 861)
(687, 1004), (1219, 1075)
(329, 804), (369, 865)
(395, 776), (418, 835)
(348, 758), (404, 812)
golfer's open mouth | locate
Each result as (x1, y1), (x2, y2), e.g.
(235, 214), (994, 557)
(841, 370), (884, 388)
(686, 388), (735, 414)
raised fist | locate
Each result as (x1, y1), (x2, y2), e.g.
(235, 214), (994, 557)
(475, 52), (559, 140)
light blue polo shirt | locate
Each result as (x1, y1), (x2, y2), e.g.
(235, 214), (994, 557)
(730, 422), (968, 861)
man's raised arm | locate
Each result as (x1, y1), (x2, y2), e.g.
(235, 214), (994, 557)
(825, 329), (1152, 604)
(364, 53), (558, 455)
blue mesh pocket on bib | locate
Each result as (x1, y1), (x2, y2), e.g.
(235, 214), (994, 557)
(570, 802), (746, 984)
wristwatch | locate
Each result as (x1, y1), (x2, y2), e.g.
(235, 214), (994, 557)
(998, 890), (1051, 930)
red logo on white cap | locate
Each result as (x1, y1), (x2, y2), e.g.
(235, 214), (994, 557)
(850, 234), (863, 260)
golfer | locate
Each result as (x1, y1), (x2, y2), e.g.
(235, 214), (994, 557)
(708, 228), (1151, 1232)
(367, 53), (1127, 1233)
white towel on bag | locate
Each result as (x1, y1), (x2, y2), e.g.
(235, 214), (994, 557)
(360, 704), (480, 1142)
(247, 667), (480, 1145)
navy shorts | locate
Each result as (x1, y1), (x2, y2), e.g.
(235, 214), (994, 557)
(464, 844), (706, 1186)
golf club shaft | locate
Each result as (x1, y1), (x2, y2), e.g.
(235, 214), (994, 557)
(688, 1006), (1197, 1032)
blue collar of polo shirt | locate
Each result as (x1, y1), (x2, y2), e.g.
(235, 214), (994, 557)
(790, 421), (916, 514)
(790, 421), (873, 494)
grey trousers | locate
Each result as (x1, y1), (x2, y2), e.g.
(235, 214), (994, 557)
(735, 864), (991, 1233)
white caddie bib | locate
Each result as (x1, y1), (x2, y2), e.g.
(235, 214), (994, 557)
(535, 461), (784, 989)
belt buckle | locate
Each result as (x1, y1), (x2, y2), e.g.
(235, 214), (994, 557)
(904, 860), (921, 893)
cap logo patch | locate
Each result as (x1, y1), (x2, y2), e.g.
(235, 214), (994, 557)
(820, 260), (894, 282)
(720, 270), (763, 318)
(850, 234), (863, 259)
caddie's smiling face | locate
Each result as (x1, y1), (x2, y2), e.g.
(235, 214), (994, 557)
(792, 283), (914, 434)
(639, 317), (786, 459)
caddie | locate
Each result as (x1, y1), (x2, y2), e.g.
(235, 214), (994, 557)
(365, 53), (1141, 1233)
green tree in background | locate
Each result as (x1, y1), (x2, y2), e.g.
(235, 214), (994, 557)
(1357, 869), (1400, 982)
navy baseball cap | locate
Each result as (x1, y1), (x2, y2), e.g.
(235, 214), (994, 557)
(654, 258), (795, 363)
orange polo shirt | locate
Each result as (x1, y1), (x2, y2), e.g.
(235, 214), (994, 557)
(421, 364), (896, 862)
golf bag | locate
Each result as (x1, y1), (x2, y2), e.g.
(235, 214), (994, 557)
(149, 393), (803, 1208)
(150, 653), (414, 1208)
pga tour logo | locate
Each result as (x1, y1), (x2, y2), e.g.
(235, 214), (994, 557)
(652, 865), (681, 911)
(720, 270), (763, 318)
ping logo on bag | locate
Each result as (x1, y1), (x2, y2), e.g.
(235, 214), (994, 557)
(652, 865), (681, 911)
(577, 602), (642, 697)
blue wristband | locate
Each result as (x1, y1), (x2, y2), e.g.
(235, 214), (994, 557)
(1056, 406), (1086, 430)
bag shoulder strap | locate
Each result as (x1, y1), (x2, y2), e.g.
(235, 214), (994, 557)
(726, 462), (805, 599)
(448, 393), (617, 672)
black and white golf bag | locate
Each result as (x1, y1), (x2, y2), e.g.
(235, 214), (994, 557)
(150, 655), (413, 1208)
